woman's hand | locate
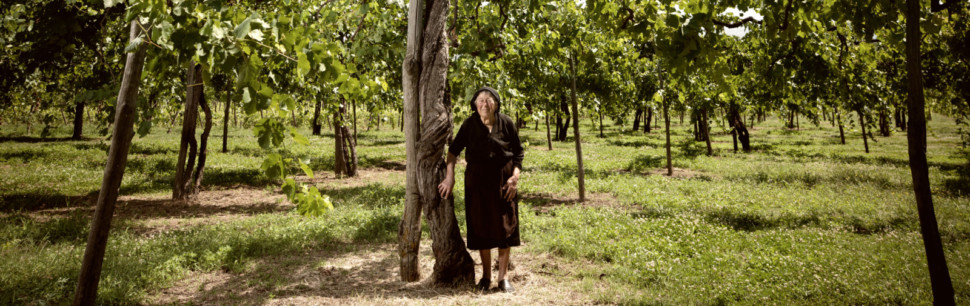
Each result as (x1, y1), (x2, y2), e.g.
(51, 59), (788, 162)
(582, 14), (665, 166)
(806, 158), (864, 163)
(502, 174), (519, 202)
(438, 176), (455, 199)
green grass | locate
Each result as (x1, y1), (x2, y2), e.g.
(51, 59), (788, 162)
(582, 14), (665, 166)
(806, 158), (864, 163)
(1, 112), (969, 304)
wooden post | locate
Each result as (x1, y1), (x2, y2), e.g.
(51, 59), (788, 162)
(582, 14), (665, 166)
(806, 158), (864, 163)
(399, 0), (425, 282)
(73, 21), (149, 306)
(904, 0), (954, 302)
(569, 53), (585, 202)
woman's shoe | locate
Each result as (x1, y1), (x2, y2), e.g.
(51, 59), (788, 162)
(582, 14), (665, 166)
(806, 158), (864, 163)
(498, 279), (514, 293)
(477, 278), (491, 291)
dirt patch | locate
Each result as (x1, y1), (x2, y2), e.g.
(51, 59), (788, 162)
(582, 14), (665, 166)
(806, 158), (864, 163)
(295, 167), (405, 189)
(149, 241), (591, 305)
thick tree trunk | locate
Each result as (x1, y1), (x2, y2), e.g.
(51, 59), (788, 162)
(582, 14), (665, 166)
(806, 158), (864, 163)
(72, 102), (85, 140)
(858, 108), (869, 154)
(73, 21), (148, 306)
(904, 0), (954, 302)
(222, 86), (230, 153)
(399, 0), (473, 286)
(569, 54), (586, 202)
(173, 63), (204, 200)
(417, 0), (473, 286)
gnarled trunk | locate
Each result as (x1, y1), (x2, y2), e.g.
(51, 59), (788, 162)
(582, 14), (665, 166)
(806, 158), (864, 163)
(173, 63), (207, 200)
(399, 0), (474, 287)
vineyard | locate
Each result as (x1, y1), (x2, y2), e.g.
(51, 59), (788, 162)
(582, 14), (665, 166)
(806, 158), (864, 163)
(1, 0), (969, 304)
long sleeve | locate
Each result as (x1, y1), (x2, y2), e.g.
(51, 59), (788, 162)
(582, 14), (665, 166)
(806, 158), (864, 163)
(448, 119), (469, 157)
(506, 116), (524, 170)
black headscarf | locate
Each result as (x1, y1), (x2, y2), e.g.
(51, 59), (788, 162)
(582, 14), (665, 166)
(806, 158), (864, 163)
(470, 86), (502, 114)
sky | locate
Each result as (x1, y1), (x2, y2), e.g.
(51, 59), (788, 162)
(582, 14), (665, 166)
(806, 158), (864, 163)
(721, 8), (763, 37)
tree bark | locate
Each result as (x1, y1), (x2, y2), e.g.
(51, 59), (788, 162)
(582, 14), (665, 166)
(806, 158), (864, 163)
(569, 54), (586, 202)
(904, 0), (954, 302)
(413, 0), (474, 286)
(72, 102), (85, 140)
(73, 21), (149, 306)
(352, 99), (358, 143)
(173, 63), (204, 200)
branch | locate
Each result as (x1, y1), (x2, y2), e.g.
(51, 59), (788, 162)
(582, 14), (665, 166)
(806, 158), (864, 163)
(348, 11), (368, 44)
(712, 16), (762, 28)
(619, 7), (635, 29)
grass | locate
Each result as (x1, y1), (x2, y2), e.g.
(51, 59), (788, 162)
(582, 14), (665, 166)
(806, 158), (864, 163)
(1, 111), (969, 304)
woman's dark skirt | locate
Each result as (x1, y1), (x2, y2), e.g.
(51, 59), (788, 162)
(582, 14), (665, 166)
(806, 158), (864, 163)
(464, 159), (520, 250)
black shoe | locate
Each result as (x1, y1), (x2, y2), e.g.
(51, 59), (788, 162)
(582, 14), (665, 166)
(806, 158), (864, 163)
(477, 278), (490, 291)
(498, 279), (514, 293)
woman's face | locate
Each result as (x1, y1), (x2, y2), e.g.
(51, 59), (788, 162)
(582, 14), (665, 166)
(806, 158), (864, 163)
(475, 93), (496, 118)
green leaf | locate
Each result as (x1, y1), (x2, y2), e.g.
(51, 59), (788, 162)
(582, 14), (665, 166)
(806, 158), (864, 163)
(125, 37), (143, 53)
(234, 16), (253, 39)
(297, 51), (310, 76)
(289, 127), (309, 146)
(104, 0), (123, 8)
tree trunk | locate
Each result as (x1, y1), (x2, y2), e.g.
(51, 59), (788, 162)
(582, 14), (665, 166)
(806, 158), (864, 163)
(838, 112), (846, 145)
(173, 63), (204, 200)
(334, 111), (346, 177)
(703, 108), (713, 156)
(352, 99), (358, 143)
(729, 103), (751, 152)
(545, 114), (552, 151)
(194, 93), (212, 190)
(569, 54), (585, 202)
(879, 109), (891, 136)
(632, 107), (642, 132)
(222, 86), (230, 153)
(598, 109), (604, 138)
(73, 21), (149, 306)
(645, 107), (653, 133)
(664, 100), (672, 176)
(72, 102), (85, 140)
(904, 0), (954, 302)
(399, 0), (474, 287)
(858, 108), (869, 154)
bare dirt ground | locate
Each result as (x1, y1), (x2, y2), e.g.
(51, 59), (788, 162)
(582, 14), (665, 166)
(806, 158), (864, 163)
(148, 241), (593, 305)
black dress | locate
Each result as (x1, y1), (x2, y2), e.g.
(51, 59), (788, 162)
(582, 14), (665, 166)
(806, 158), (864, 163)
(448, 112), (524, 250)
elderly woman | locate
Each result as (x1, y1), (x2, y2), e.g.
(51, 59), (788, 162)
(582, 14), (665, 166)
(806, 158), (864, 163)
(438, 86), (523, 293)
